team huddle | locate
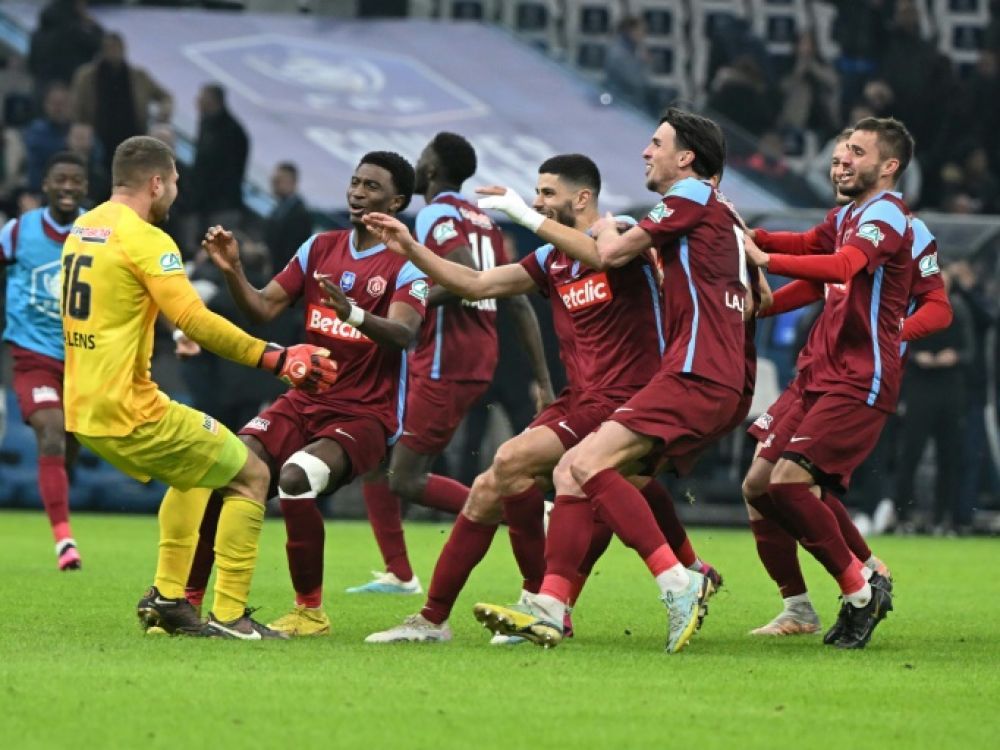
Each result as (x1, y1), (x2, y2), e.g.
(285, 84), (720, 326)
(2, 107), (949, 650)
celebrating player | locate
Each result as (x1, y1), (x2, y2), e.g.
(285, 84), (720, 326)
(349, 132), (553, 595)
(188, 152), (429, 637)
(2, 152), (86, 570)
(472, 109), (752, 653)
(743, 128), (951, 639)
(741, 117), (918, 648)
(61, 136), (337, 639)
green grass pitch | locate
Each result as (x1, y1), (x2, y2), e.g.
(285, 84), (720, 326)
(0, 511), (995, 749)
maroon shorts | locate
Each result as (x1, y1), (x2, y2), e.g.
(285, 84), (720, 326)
(239, 393), (389, 482)
(611, 371), (744, 477)
(747, 378), (808, 465)
(781, 391), (889, 493)
(398, 376), (490, 455)
(8, 343), (64, 423)
(529, 387), (636, 449)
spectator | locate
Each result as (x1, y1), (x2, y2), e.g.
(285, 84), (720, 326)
(65, 122), (110, 206)
(740, 130), (788, 178)
(71, 32), (173, 171)
(604, 17), (654, 112)
(27, 0), (103, 95)
(707, 55), (777, 137)
(263, 162), (312, 273)
(778, 30), (840, 141)
(190, 83), (249, 230)
(830, 0), (893, 114)
(896, 270), (975, 534)
(962, 147), (1000, 214)
(963, 51), (1000, 170)
(22, 82), (72, 193)
(0, 122), (27, 220)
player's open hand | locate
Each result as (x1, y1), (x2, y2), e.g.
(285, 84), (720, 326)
(590, 212), (619, 237)
(363, 212), (415, 256)
(259, 343), (339, 393)
(314, 273), (352, 319)
(476, 186), (545, 231)
(202, 225), (241, 273)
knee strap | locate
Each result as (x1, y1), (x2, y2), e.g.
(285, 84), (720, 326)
(280, 451), (331, 498)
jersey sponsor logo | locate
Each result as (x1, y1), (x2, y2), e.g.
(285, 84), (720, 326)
(31, 386), (59, 404)
(409, 278), (430, 304)
(919, 253), (940, 277)
(459, 206), (493, 230)
(71, 226), (111, 243)
(647, 202), (674, 223)
(856, 223), (884, 246)
(306, 303), (372, 343)
(159, 252), (183, 272)
(340, 270), (356, 291)
(557, 273), (612, 312)
(432, 220), (459, 244)
(753, 412), (773, 431)
(202, 414), (220, 435)
(245, 416), (271, 431)
(366, 275), (387, 297)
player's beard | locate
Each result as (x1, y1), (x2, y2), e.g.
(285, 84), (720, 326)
(553, 200), (575, 228)
(838, 163), (879, 198)
(149, 197), (171, 225)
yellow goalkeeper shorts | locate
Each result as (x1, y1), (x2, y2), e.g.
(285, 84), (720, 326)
(76, 400), (248, 491)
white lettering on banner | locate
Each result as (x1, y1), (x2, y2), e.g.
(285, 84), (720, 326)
(558, 274), (612, 312)
(305, 128), (632, 211)
(306, 304), (372, 343)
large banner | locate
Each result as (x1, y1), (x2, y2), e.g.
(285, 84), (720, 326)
(3, 3), (788, 214)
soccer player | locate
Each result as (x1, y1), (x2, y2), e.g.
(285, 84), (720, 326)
(743, 131), (951, 638)
(471, 109), (751, 653)
(2, 152), (87, 570)
(191, 152), (429, 637)
(350, 133), (553, 595)
(61, 136), (337, 639)
(362, 154), (702, 644)
(741, 117), (919, 648)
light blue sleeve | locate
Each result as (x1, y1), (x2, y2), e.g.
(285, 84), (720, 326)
(613, 214), (638, 227)
(0, 218), (16, 262)
(533, 243), (555, 269)
(858, 200), (908, 236)
(415, 204), (463, 245)
(910, 218), (935, 259)
(295, 234), (319, 273)
(395, 260), (427, 288)
(665, 177), (712, 205)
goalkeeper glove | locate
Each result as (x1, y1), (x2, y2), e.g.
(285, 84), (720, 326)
(259, 343), (338, 393)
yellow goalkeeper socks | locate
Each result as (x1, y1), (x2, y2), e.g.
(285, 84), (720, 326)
(212, 495), (265, 622)
(154, 487), (211, 599)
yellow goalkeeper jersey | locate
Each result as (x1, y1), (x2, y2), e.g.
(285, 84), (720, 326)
(61, 201), (264, 437)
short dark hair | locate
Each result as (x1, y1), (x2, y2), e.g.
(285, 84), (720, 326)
(276, 161), (299, 179)
(358, 151), (415, 211)
(852, 116), (915, 181)
(834, 128), (854, 144)
(659, 107), (726, 179)
(538, 153), (601, 196)
(44, 151), (86, 178)
(429, 132), (477, 185)
(112, 135), (175, 188)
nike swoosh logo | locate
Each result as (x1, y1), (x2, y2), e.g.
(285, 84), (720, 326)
(153, 597), (179, 607)
(335, 428), (357, 442)
(213, 621), (262, 640)
(789, 436), (811, 443)
(614, 407), (634, 412)
(557, 420), (579, 439)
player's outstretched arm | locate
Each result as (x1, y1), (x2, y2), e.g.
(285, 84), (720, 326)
(902, 287), (953, 341)
(502, 294), (555, 410)
(364, 212), (538, 299)
(746, 239), (869, 284)
(757, 279), (824, 318)
(315, 274), (421, 351)
(202, 225), (292, 323)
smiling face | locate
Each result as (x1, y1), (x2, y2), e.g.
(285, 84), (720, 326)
(641, 121), (691, 193)
(839, 129), (898, 199)
(829, 140), (853, 206)
(346, 163), (402, 226)
(532, 172), (583, 228)
(42, 161), (87, 222)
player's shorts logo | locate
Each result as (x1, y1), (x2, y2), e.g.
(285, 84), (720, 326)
(558, 273), (612, 312)
(753, 412), (773, 430)
(31, 386), (59, 404)
(306, 303), (372, 343)
(201, 414), (220, 435)
(245, 417), (271, 431)
(340, 271), (356, 291)
(366, 276), (387, 297)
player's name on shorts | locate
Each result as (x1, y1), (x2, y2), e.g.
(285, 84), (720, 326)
(558, 273), (612, 312)
(64, 330), (96, 350)
(306, 303), (372, 343)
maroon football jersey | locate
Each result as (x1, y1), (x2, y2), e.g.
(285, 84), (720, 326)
(520, 241), (663, 394)
(409, 192), (509, 383)
(801, 191), (915, 412)
(637, 177), (749, 394)
(273, 230), (428, 438)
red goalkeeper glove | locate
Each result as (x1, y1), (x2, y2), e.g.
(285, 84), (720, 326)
(258, 343), (338, 393)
